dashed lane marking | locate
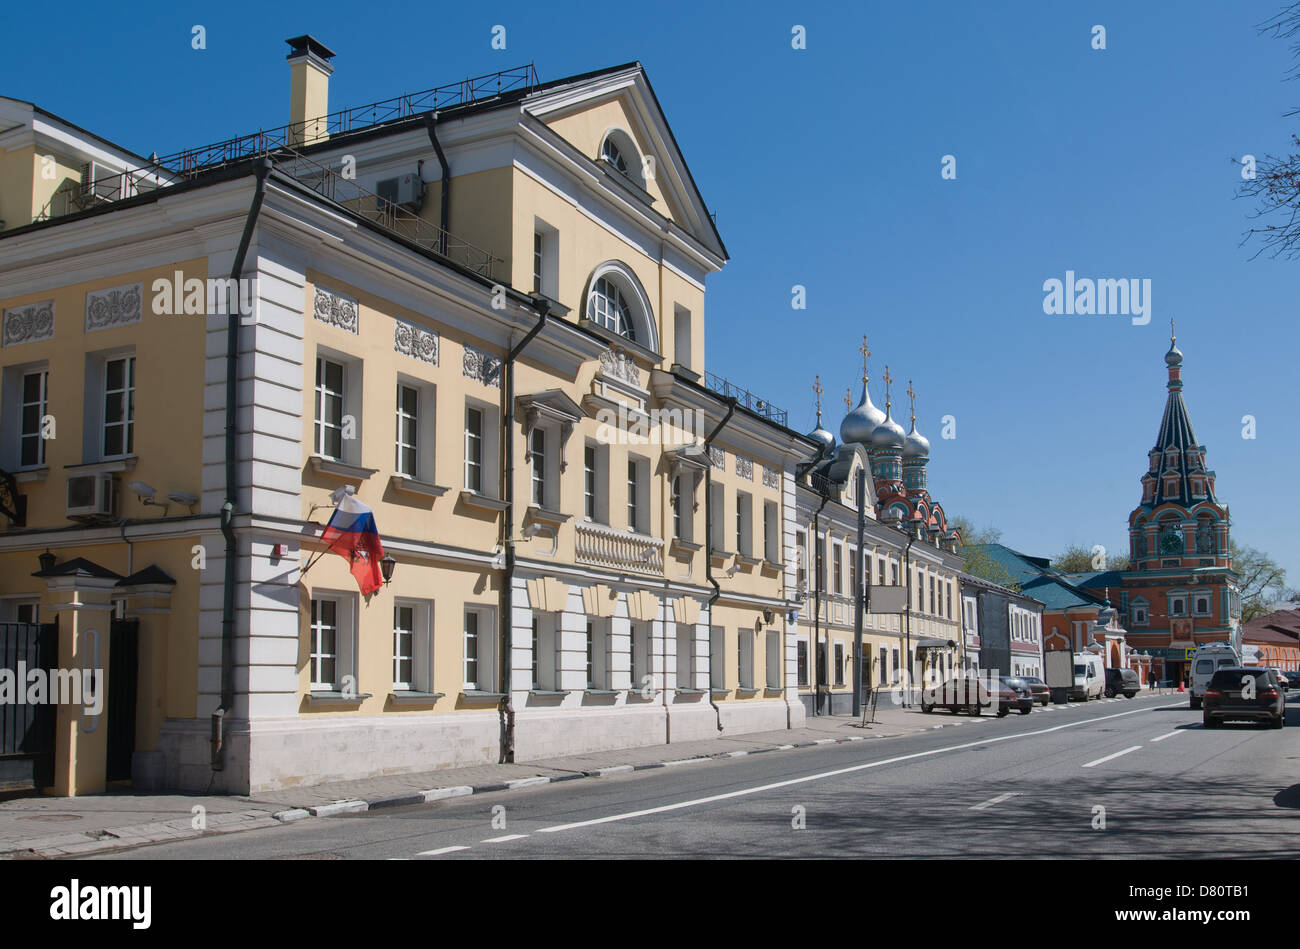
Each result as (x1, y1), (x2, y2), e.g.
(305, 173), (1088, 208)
(1082, 745), (1143, 768)
(969, 791), (1023, 810)
(417, 845), (470, 856)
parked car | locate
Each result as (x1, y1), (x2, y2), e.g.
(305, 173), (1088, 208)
(1104, 667), (1140, 698)
(999, 677), (1036, 714)
(1018, 675), (1051, 706)
(1265, 668), (1293, 690)
(920, 677), (1015, 717)
(1202, 667), (1285, 729)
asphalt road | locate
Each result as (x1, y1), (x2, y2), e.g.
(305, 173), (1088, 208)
(94, 692), (1300, 860)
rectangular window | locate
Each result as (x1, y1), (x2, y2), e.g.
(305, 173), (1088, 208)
(849, 547), (857, 602)
(464, 610), (481, 689)
(630, 622), (649, 690)
(764, 500), (779, 562)
(796, 531), (807, 587)
(676, 623), (693, 689)
(929, 576), (935, 614)
(878, 555), (886, 586)
(626, 456), (649, 533)
(817, 535), (826, 590)
(532, 231), (543, 294)
(395, 383), (418, 478)
(797, 640), (808, 687)
(709, 626), (725, 690)
(672, 475), (682, 538)
(20, 370), (47, 467)
(531, 428), (547, 506)
(393, 604), (415, 690)
(736, 491), (753, 557)
(832, 542), (843, 595)
(834, 643), (845, 687)
(103, 355), (136, 458)
(585, 445), (598, 519)
(946, 581), (953, 620)
(314, 357), (343, 460)
(709, 483), (725, 550)
(586, 621), (596, 688)
(531, 617), (540, 689)
(879, 647), (888, 685)
(890, 561), (899, 585)
(627, 459), (638, 530)
(673, 305), (693, 371)
(310, 598), (339, 689)
(738, 630), (753, 690)
(465, 406), (483, 493)
(892, 648), (900, 684)
(766, 630), (780, 689)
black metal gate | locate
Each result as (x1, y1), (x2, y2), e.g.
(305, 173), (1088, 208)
(106, 618), (139, 783)
(0, 621), (58, 791)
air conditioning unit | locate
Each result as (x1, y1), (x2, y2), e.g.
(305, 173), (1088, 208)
(66, 473), (117, 521)
(376, 173), (425, 211)
(79, 161), (121, 204)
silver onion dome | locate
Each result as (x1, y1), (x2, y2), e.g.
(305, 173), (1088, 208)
(808, 425), (836, 452)
(903, 418), (930, 460)
(840, 382), (886, 446)
(870, 408), (905, 450)
(1164, 339), (1183, 367)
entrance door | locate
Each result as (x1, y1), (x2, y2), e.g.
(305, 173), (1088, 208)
(0, 621), (58, 792)
(105, 618), (139, 783)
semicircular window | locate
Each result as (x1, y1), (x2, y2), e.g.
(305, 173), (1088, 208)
(587, 276), (635, 340)
(601, 136), (629, 176)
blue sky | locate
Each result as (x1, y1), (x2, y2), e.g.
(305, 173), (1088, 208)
(4, 1), (1296, 582)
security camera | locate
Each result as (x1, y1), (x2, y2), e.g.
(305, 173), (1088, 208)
(128, 481), (157, 501)
(168, 491), (199, 508)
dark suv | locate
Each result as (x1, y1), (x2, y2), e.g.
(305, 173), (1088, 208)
(1104, 667), (1140, 698)
(1202, 668), (1285, 729)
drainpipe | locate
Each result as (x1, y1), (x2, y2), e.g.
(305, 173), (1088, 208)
(213, 158), (271, 771)
(810, 493), (829, 714)
(702, 397), (736, 733)
(423, 112), (450, 256)
(499, 297), (550, 763)
(902, 530), (916, 709)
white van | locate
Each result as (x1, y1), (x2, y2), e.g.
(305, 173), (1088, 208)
(1189, 643), (1240, 709)
(1069, 653), (1105, 701)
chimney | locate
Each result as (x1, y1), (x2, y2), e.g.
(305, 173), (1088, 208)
(285, 35), (336, 147)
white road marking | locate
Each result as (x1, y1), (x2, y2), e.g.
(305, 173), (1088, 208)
(1082, 745), (1143, 768)
(1150, 730), (1184, 743)
(482, 834), (527, 843)
(417, 845), (470, 856)
(970, 791), (1023, 810)
(535, 704), (1173, 835)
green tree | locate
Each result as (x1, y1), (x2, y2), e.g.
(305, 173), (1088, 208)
(1051, 543), (1130, 573)
(950, 516), (1020, 591)
(1232, 540), (1292, 621)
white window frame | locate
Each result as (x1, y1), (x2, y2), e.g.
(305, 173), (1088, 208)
(464, 400), (500, 497)
(532, 219), (558, 298)
(738, 629), (754, 690)
(630, 620), (651, 692)
(627, 454), (649, 533)
(586, 619), (611, 690)
(463, 607), (497, 692)
(394, 376), (436, 481)
(584, 441), (609, 524)
(313, 352), (359, 463)
(309, 593), (357, 693)
(1, 362), (50, 471)
(737, 491), (754, 558)
(392, 599), (433, 693)
(531, 612), (559, 692)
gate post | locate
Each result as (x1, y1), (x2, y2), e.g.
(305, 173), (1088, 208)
(39, 571), (119, 796)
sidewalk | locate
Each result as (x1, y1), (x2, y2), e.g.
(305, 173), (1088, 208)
(0, 690), (1180, 858)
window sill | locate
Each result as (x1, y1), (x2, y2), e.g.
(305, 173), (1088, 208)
(66, 457), (137, 474)
(306, 691), (372, 706)
(675, 688), (706, 695)
(761, 560), (785, 574)
(709, 549), (734, 568)
(736, 687), (760, 697)
(387, 691), (445, 705)
(578, 317), (662, 365)
(309, 456), (378, 483)
(460, 690), (506, 702)
(389, 475), (449, 499)
(12, 467), (48, 483)
(669, 537), (702, 557)
(526, 506), (571, 530)
(528, 690), (570, 697)
(734, 554), (761, 570)
(459, 490), (508, 514)
(710, 688), (730, 696)
(585, 689), (618, 695)
(763, 686), (784, 696)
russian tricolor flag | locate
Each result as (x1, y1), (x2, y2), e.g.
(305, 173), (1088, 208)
(320, 495), (385, 595)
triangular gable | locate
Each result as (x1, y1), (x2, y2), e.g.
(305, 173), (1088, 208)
(524, 65), (727, 261)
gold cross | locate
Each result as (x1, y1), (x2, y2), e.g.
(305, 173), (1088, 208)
(858, 335), (871, 383)
(907, 380), (916, 424)
(882, 365), (892, 410)
(844, 387), (852, 411)
(812, 375), (823, 423)
(1170, 317), (1176, 344)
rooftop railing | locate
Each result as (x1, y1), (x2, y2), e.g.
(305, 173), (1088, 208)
(704, 370), (788, 427)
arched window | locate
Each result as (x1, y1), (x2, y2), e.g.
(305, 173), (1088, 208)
(587, 276), (634, 339)
(601, 136), (628, 175)
(582, 262), (658, 352)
